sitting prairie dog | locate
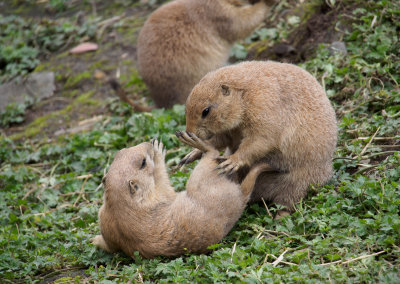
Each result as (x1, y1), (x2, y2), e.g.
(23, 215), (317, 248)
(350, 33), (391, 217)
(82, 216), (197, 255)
(91, 133), (270, 258)
(182, 61), (337, 212)
(137, 0), (275, 108)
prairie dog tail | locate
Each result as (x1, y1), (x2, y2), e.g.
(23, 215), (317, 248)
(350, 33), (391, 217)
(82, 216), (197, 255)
(240, 163), (274, 198)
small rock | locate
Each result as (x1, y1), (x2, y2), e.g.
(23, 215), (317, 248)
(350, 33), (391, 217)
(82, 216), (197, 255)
(94, 70), (106, 80)
(329, 41), (347, 56)
(0, 72), (55, 112)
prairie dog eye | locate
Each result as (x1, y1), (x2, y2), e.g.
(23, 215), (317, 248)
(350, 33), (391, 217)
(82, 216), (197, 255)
(129, 180), (138, 195)
(140, 158), (146, 169)
(202, 107), (210, 118)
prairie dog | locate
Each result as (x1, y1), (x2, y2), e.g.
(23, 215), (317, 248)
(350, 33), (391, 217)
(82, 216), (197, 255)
(182, 61), (337, 211)
(137, 0), (274, 108)
(91, 133), (270, 258)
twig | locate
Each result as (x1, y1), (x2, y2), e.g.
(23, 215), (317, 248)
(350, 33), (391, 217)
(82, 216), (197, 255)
(33, 204), (73, 216)
(136, 268), (144, 283)
(264, 229), (290, 237)
(355, 136), (400, 141)
(319, 251), (385, 266)
(363, 151), (398, 159)
(356, 163), (373, 167)
(98, 15), (124, 27)
(48, 161), (60, 177)
(261, 197), (273, 218)
(29, 162), (51, 167)
(279, 261), (297, 266)
(230, 242), (237, 263)
(108, 79), (154, 112)
(342, 251), (385, 264)
(320, 260), (342, 266)
(73, 175), (92, 207)
(380, 181), (385, 200)
(352, 165), (378, 176)
(359, 126), (381, 156)
(76, 174), (93, 180)
(23, 187), (38, 200)
(370, 15), (377, 28)
(25, 165), (44, 176)
(16, 224), (20, 239)
(333, 157), (356, 161)
(272, 249), (289, 267)
(383, 110), (400, 118)
(94, 182), (103, 192)
(377, 145), (400, 149)
(388, 73), (399, 88)
(269, 251), (298, 267)
(97, 15), (124, 38)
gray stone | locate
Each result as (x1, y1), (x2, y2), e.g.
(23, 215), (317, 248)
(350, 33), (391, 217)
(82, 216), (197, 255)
(0, 72), (55, 112)
(329, 41), (347, 56)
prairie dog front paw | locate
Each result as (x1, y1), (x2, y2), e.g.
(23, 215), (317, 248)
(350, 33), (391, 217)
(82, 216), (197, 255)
(152, 139), (166, 163)
(215, 155), (245, 175)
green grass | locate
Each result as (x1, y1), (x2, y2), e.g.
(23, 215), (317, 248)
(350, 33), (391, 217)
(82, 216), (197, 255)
(0, 12), (98, 83)
(1, 0), (399, 282)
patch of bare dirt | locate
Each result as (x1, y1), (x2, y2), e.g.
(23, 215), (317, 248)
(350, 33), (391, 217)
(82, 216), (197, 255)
(2, 2), (154, 140)
(249, 2), (353, 63)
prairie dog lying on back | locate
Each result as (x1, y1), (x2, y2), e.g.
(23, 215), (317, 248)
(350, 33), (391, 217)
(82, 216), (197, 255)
(182, 61), (337, 212)
(91, 133), (270, 258)
(137, 0), (275, 108)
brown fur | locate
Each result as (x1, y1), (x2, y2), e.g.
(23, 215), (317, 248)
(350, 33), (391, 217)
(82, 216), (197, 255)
(137, 0), (274, 108)
(183, 61), (338, 211)
(91, 133), (270, 258)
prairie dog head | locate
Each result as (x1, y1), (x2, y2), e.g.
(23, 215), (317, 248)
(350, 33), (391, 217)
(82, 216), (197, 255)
(185, 72), (245, 140)
(102, 142), (157, 209)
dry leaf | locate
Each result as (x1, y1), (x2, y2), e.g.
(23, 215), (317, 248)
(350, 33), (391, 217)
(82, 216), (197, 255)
(70, 42), (98, 54)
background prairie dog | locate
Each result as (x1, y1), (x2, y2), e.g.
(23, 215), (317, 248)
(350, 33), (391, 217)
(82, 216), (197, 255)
(92, 133), (270, 258)
(182, 61), (337, 212)
(137, 0), (275, 108)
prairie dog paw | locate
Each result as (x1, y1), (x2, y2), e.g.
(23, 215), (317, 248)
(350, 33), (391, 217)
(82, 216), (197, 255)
(91, 235), (104, 246)
(91, 235), (112, 252)
(176, 131), (215, 156)
(178, 148), (202, 168)
(152, 139), (166, 161)
(215, 156), (245, 175)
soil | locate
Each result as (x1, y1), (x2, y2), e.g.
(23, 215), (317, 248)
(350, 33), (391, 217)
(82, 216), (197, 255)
(248, 1), (352, 63)
(37, 267), (89, 284)
(1, 0), (154, 141)
(1, 0), (353, 142)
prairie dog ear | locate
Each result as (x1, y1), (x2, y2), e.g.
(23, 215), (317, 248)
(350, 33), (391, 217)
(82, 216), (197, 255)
(102, 176), (107, 185)
(221, 85), (230, 96)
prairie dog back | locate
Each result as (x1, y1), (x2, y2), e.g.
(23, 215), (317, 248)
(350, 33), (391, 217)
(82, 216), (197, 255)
(137, 0), (273, 108)
(184, 61), (337, 211)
